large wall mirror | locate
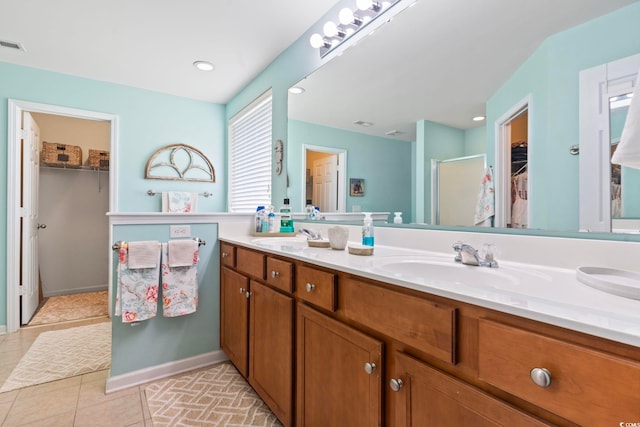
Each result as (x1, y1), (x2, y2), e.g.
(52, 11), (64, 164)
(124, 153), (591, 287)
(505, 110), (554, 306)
(287, 0), (640, 235)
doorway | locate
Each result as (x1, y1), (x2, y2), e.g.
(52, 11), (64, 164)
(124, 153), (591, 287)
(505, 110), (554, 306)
(6, 100), (118, 334)
(302, 145), (347, 212)
(495, 96), (530, 229)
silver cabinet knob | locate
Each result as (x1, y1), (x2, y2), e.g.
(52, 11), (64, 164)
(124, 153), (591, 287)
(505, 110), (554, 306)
(239, 287), (245, 294)
(530, 367), (552, 388)
(245, 291), (251, 299)
(271, 271), (280, 278)
(389, 378), (404, 392)
(364, 362), (377, 375)
(37, 223), (47, 229)
(305, 283), (316, 292)
(222, 252), (228, 258)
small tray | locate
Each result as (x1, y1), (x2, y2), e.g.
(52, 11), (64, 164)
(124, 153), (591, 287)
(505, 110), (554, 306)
(576, 266), (640, 300)
(307, 239), (330, 248)
(348, 244), (374, 256)
(251, 231), (297, 237)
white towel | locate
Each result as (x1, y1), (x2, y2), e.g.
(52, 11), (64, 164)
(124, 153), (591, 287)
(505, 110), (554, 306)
(611, 67), (640, 169)
(168, 239), (199, 267)
(127, 241), (160, 269)
(162, 192), (198, 213)
(115, 243), (161, 323)
(473, 167), (495, 227)
(161, 242), (198, 317)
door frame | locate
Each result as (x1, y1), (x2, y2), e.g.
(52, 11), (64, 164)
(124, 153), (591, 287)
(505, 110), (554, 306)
(301, 144), (347, 212)
(494, 95), (531, 228)
(6, 99), (119, 333)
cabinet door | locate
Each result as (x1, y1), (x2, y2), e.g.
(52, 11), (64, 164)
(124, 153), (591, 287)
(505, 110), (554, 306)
(297, 303), (383, 427)
(391, 352), (551, 427)
(220, 267), (249, 377)
(249, 281), (294, 427)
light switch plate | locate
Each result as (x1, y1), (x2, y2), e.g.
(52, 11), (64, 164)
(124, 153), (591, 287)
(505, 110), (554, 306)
(170, 225), (191, 238)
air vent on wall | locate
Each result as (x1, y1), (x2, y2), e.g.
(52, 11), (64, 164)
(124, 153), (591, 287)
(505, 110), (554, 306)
(0, 40), (25, 51)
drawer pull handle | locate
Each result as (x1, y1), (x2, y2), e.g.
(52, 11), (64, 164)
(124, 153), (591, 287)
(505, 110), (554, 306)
(389, 378), (404, 392)
(364, 362), (376, 375)
(305, 283), (316, 292)
(271, 271), (280, 278)
(222, 252), (228, 258)
(530, 367), (552, 388)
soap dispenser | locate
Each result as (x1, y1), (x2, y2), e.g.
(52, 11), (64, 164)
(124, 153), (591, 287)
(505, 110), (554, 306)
(362, 212), (374, 246)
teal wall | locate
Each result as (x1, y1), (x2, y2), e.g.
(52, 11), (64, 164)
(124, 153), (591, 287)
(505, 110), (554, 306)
(0, 62), (225, 367)
(110, 222), (219, 376)
(486, 2), (640, 231)
(464, 125), (487, 156)
(288, 119), (412, 221)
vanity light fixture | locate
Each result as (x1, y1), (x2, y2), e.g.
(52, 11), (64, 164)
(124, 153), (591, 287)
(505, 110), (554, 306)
(309, 0), (402, 57)
(193, 61), (214, 71)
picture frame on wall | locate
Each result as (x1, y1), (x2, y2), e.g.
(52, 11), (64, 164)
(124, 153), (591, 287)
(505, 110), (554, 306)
(350, 178), (365, 196)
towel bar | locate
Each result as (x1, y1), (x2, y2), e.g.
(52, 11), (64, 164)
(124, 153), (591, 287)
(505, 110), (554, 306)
(112, 238), (206, 251)
(147, 189), (212, 197)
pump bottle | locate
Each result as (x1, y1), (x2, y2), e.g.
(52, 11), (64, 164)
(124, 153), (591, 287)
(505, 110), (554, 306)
(362, 212), (374, 246)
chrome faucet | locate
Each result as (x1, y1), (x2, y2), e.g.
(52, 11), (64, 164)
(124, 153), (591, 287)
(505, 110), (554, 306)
(452, 242), (498, 268)
(299, 228), (322, 240)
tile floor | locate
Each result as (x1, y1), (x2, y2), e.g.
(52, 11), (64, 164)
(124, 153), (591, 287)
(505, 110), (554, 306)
(0, 318), (153, 427)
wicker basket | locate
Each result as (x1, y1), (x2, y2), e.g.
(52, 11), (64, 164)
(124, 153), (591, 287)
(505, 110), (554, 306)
(41, 142), (82, 167)
(88, 149), (110, 170)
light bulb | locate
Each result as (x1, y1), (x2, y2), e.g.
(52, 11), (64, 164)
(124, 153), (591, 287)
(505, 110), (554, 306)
(356, 0), (373, 10)
(323, 21), (338, 37)
(309, 33), (324, 48)
(339, 8), (355, 25)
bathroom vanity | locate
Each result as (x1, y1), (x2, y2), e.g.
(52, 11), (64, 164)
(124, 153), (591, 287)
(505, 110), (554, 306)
(219, 230), (640, 427)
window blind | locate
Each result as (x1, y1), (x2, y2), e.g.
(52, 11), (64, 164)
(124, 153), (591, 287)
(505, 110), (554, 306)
(228, 90), (272, 212)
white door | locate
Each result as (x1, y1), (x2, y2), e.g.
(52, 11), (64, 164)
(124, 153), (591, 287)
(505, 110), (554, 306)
(312, 155), (338, 212)
(21, 112), (41, 324)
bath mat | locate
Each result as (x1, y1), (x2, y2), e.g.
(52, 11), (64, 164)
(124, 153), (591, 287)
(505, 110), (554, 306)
(0, 322), (111, 392)
(145, 362), (282, 427)
(29, 290), (109, 325)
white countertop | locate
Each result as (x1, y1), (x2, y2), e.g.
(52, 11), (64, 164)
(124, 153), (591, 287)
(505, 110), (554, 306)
(220, 229), (640, 348)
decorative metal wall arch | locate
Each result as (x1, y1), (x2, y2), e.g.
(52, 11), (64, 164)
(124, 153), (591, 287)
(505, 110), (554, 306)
(145, 143), (215, 182)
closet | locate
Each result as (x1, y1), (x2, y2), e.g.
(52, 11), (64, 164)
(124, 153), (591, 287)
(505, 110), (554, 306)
(508, 111), (528, 229)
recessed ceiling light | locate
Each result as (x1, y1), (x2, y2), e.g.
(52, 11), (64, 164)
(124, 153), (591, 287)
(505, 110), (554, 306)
(193, 61), (214, 71)
(472, 115), (486, 122)
(289, 87), (305, 94)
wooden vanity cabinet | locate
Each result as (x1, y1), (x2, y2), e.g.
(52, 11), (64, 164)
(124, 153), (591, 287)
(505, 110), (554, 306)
(297, 303), (383, 427)
(220, 248), (294, 426)
(220, 266), (249, 376)
(221, 241), (640, 426)
(391, 352), (552, 427)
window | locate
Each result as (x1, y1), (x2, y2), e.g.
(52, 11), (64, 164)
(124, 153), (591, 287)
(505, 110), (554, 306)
(228, 90), (272, 212)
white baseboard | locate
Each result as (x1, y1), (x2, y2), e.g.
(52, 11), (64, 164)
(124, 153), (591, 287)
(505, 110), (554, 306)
(44, 285), (109, 298)
(105, 350), (228, 394)
(0, 325), (7, 335)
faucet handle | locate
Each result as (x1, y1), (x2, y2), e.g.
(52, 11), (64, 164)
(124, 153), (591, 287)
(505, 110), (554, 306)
(452, 241), (464, 252)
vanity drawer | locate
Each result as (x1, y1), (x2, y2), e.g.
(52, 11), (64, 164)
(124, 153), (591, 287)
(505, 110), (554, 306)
(478, 319), (640, 426)
(220, 243), (236, 268)
(265, 257), (294, 293)
(341, 278), (456, 364)
(296, 264), (337, 312)
(236, 247), (265, 280)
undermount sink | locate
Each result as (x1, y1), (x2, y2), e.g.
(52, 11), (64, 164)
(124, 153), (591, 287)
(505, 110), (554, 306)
(251, 235), (311, 250)
(373, 256), (551, 292)
(576, 266), (640, 300)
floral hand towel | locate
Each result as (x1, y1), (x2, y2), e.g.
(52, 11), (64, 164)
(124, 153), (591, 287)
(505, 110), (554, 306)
(115, 242), (161, 323)
(161, 242), (198, 317)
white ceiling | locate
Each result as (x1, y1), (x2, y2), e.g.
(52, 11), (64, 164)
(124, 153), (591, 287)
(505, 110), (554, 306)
(0, 0), (340, 103)
(1, 0), (636, 137)
(289, 0), (638, 140)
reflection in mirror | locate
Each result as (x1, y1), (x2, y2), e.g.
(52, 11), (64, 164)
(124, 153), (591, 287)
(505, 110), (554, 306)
(290, 0), (640, 235)
(303, 145), (346, 212)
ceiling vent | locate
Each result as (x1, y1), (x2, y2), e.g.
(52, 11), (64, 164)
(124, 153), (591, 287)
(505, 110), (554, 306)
(0, 40), (25, 51)
(385, 130), (404, 136)
(353, 120), (374, 127)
